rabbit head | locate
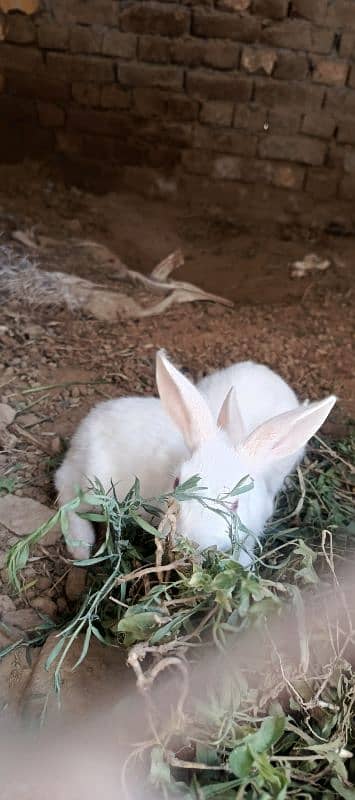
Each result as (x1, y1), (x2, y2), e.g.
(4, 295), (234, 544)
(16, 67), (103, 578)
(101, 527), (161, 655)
(156, 351), (336, 563)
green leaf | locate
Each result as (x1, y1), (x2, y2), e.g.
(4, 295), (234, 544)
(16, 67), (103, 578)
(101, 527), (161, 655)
(131, 514), (163, 538)
(212, 570), (238, 593)
(200, 781), (242, 799)
(150, 746), (171, 787)
(0, 476), (18, 493)
(15, 543), (30, 571)
(116, 610), (163, 644)
(195, 744), (220, 767)
(91, 625), (109, 645)
(71, 625), (92, 670)
(251, 715), (286, 754)
(228, 744), (254, 779)
(45, 636), (66, 671)
(331, 779), (355, 799)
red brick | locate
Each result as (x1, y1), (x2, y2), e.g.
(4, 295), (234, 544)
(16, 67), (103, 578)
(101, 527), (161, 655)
(101, 85), (131, 110)
(102, 31), (137, 59)
(46, 53), (114, 83)
(203, 40), (240, 69)
(234, 102), (267, 131)
(120, 62), (183, 90)
(171, 38), (240, 69)
(37, 101), (65, 128)
(261, 20), (333, 53)
(182, 149), (213, 175)
(5, 13), (35, 43)
(252, 0), (288, 18)
(290, 0), (328, 22)
(254, 78), (324, 110)
(235, 103), (301, 135)
(240, 158), (273, 184)
(195, 124), (257, 156)
(141, 119), (192, 147)
(56, 130), (83, 156)
(170, 38), (204, 66)
(241, 46), (276, 75)
(339, 175), (355, 199)
(268, 108), (301, 133)
(138, 35), (170, 63)
(326, 1), (355, 31)
(58, 1), (118, 26)
(301, 112), (336, 139)
(305, 167), (338, 198)
(186, 69), (252, 101)
(72, 82), (101, 107)
(37, 21), (69, 50)
(312, 58), (349, 87)
(217, 0), (251, 8)
(270, 163), (305, 189)
(118, 142), (181, 170)
(213, 154), (242, 179)
(337, 119), (355, 145)
(193, 10), (261, 42)
(70, 25), (103, 54)
(273, 52), (309, 81)
(327, 141), (347, 168)
(344, 148), (355, 173)
(325, 88), (355, 115)
(120, 3), (190, 36)
(6, 69), (70, 102)
(68, 106), (127, 136)
(200, 101), (234, 126)
(259, 134), (326, 165)
(83, 134), (116, 160)
(0, 94), (36, 121)
(0, 44), (43, 72)
(133, 88), (198, 120)
(339, 33), (355, 59)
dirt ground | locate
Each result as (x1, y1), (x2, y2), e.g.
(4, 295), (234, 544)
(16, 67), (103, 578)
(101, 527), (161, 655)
(0, 159), (354, 627)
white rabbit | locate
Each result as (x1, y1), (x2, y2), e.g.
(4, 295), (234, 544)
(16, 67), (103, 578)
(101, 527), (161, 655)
(55, 351), (336, 566)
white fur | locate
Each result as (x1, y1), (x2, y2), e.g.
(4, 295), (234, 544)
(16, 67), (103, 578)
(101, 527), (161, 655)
(55, 353), (336, 564)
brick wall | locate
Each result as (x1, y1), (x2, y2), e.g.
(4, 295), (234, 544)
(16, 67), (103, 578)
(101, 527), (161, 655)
(1, 1), (355, 222)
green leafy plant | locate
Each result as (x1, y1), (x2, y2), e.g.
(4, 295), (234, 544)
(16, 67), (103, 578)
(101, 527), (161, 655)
(2, 428), (355, 798)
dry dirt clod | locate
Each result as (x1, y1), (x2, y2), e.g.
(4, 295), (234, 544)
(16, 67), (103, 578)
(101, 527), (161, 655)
(65, 566), (87, 602)
(56, 596), (69, 615)
(34, 575), (52, 592)
(0, 594), (16, 616)
(0, 495), (61, 542)
(0, 403), (16, 427)
(31, 596), (57, 618)
(2, 607), (42, 630)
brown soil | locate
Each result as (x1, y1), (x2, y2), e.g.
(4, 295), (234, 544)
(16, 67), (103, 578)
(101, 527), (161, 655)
(0, 159), (354, 623)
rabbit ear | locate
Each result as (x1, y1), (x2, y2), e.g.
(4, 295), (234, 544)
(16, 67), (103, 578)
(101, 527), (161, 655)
(156, 350), (217, 451)
(241, 395), (336, 467)
(217, 387), (245, 446)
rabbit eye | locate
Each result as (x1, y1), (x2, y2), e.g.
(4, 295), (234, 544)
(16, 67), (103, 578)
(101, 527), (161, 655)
(174, 477), (180, 489)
